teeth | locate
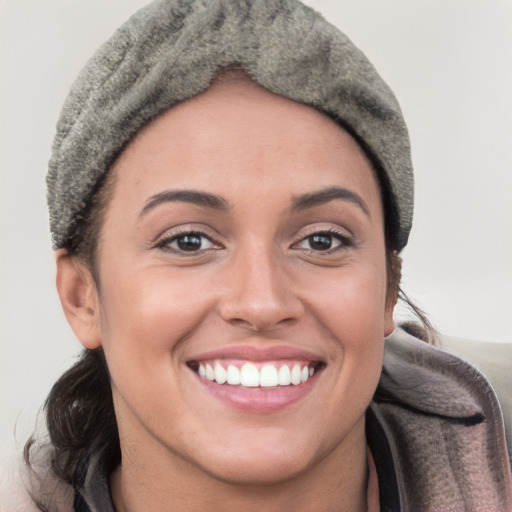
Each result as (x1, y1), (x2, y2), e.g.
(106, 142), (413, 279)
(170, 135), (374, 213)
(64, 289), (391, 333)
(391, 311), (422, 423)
(240, 363), (260, 387)
(205, 364), (215, 381)
(214, 362), (227, 384)
(291, 364), (302, 385)
(226, 364), (241, 385)
(196, 361), (317, 388)
(278, 365), (291, 385)
(260, 365), (279, 387)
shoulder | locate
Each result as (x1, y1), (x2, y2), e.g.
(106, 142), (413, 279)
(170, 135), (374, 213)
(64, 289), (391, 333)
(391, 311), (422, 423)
(0, 445), (74, 512)
(384, 329), (511, 455)
(440, 334), (512, 478)
(440, 335), (511, 429)
(1, 454), (39, 512)
(439, 334), (512, 391)
(379, 328), (509, 431)
(373, 327), (512, 510)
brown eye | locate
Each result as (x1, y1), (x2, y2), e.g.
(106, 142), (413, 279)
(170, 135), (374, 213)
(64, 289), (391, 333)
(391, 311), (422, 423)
(157, 232), (218, 253)
(308, 234), (335, 251)
(295, 231), (351, 252)
(175, 234), (203, 251)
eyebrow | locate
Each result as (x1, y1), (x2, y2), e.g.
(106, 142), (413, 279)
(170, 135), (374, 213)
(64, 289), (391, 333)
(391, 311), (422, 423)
(291, 186), (370, 216)
(139, 189), (230, 218)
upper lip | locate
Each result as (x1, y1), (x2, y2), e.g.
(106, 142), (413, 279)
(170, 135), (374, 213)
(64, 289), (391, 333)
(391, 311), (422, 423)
(187, 344), (324, 363)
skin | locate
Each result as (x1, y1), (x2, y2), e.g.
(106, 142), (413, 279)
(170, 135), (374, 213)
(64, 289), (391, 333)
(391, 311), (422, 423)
(57, 75), (395, 512)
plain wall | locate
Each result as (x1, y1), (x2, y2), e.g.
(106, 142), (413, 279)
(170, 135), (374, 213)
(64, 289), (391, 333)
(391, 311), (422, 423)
(1, 0), (511, 462)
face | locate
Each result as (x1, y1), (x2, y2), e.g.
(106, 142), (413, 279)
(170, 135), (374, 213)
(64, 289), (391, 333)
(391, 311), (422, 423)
(78, 77), (395, 485)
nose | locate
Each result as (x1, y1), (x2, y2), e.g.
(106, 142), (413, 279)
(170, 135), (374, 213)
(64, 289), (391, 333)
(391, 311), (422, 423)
(218, 246), (304, 332)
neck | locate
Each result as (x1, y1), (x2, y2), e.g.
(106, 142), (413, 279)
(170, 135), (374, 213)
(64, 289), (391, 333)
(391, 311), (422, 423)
(111, 418), (373, 512)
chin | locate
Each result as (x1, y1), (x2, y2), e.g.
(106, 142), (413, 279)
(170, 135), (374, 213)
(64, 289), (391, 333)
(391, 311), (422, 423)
(178, 425), (330, 487)
(203, 452), (311, 487)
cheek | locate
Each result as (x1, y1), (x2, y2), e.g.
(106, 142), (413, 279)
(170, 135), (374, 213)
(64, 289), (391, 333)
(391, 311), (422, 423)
(303, 256), (389, 336)
(100, 263), (213, 338)
(301, 258), (388, 392)
(95, 267), (219, 431)
(95, 264), (219, 391)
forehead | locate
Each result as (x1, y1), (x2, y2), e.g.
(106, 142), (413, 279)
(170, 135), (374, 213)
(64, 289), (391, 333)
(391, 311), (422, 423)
(110, 77), (382, 215)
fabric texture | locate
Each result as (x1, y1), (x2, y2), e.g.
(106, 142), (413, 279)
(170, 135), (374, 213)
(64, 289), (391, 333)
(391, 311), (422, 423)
(3, 329), (511, 511)
(440, 334), (512, 469)
(46, 0), (414, 251)
(372, 329), (512, 511)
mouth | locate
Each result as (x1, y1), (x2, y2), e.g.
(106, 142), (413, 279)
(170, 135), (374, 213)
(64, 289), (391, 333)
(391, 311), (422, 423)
(186, 346), (326, 412)
(188, 359), (324, 389)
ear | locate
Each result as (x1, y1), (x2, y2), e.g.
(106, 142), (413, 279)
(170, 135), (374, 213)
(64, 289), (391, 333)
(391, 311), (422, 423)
(384, 250), (402, 337)
(384, 302), (396, 338)
(55, 249), (103, 349)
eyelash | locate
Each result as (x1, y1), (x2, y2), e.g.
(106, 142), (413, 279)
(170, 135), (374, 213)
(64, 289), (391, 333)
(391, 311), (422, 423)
(154, 227), (353, 256)
(154, 228), (222, 254)
(292, 228), (353, 254)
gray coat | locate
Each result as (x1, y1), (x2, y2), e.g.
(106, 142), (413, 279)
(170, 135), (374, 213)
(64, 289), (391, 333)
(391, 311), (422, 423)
(372, 328), (512, 510)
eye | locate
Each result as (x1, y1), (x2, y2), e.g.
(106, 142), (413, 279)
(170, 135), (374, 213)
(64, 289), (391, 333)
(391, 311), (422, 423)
(295, 231), (351, 252)
(156, 232), (218, 253)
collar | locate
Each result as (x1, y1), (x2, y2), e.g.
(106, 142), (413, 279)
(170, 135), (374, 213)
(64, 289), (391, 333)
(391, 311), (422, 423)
(372, 327), (512, 511)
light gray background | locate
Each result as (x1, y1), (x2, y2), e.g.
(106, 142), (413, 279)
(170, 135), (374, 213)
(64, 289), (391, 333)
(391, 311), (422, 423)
(1, 0), (511, 463)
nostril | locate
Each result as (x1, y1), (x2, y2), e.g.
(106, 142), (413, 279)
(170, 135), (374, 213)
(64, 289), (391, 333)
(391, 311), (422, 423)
(217, 274), (305, 331)
(277, 316), (297, 325)
(219, 296), (304, 328)
(225, 313), (298, 332)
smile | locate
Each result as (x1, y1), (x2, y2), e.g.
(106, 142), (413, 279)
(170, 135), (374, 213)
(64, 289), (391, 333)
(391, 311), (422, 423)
(193, 360), (319, 388)
(187, 346), (325, 412)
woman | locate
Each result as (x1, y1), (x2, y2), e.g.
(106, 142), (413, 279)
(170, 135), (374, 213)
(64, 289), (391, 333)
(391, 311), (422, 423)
(6, 0), (512, 510)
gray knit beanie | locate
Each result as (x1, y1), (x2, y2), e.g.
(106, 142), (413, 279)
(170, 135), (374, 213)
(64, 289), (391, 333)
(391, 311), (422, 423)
(47, 0), (413, 251)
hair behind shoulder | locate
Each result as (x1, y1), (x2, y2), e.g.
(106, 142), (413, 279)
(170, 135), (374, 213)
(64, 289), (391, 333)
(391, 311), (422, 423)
(24, 349), (120, 508)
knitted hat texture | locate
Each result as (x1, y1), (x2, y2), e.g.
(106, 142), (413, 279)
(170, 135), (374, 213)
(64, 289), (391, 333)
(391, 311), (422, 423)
(47, 0), (414, 250)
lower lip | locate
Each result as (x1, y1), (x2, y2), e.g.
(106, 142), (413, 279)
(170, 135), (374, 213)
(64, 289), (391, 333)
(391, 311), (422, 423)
(192, 371), (320, 413)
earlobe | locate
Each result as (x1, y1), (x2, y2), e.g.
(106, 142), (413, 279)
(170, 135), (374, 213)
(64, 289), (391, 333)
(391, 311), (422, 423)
(55, 249), (102, 349)
(384, 249), (401, 336)
(384, 310), (396, 337)
(384, 289), (398, 337)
